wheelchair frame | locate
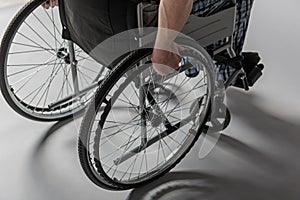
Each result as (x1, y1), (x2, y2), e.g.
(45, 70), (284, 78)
(49, 0), (249, 112)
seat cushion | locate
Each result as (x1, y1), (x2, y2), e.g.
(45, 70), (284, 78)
(60, 0), (139, 54)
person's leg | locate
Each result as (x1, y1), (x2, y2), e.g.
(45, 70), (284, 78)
(232, 0), (255, 55)
(225, 0), (255, 82)
(192, 0), (254, 54)
(191, 0), (255, 81)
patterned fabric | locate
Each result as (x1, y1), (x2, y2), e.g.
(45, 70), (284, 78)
(191, 0), (255, 81)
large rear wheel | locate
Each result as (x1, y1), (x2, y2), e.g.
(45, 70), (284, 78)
(78, 43), (216, 190)
(0, 0), (108, 121)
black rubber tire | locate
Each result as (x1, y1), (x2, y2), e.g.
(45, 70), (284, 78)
(78, 45), (214, 190)
(0, 0), (72, 121)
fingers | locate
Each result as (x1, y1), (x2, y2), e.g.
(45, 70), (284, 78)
(42, 0), (58, 9)
(53, 0), (59, 7)
(151, 48), (182, 76)
(152, 63), (178, 76)
(42, 1), (50, 9)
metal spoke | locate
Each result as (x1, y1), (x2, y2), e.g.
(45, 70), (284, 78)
(10, 57), (57, 89)
(77, 68), (94, 82)
(164, 78), (207, 120)
(7, 62), (56, 67)
(12, 41), (54, 50)
(101, 114), (141, 133)
(16, 32), (56, 56)
(35, 59), (63, 108)
(42, 7), (62, 37)
(111, 121), (141, 178)
(7, 60), (57, 77)
(50, 4), (58, 51)
(23, 21), (55, 51)
(100, 136), (140, 163)
(21, 61), (62, 104)
(100, 121), (140, 146)
(55, 64), (73, 102)
(31, 12), (62, 47)
(8, 49), (55, 55)
(77, 64), (100, 74)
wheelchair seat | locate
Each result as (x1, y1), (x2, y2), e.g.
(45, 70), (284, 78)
(59, 0), (142, 54)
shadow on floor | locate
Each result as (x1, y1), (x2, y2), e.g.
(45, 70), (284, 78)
(24, 89), (300, 200)
(33, 116), (77, 154)
(227, 89), (300, 145)
(127, 171), (282, 200)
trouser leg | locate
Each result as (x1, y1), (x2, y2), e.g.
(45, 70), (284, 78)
(191, 0), (255, 81)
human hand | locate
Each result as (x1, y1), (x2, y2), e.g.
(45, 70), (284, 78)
(42, 0), (58, 9)
(151, 42), (183, 76)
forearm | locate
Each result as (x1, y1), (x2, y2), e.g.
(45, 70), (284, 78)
(155, 0), (193, 47)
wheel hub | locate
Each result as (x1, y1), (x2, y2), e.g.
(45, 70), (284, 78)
(57, 48), (70, 64)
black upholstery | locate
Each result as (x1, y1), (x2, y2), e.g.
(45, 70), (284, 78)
(59, 0), (141, 54)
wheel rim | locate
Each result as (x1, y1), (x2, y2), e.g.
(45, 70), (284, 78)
(84, 47), (213, 186)
(2, 0), (108, 120)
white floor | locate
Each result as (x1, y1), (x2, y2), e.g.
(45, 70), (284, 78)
(0, 1), (300, 200)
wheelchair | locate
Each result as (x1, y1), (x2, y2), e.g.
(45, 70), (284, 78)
(76, 0), (264, 190)
(0, 0), (263, 191)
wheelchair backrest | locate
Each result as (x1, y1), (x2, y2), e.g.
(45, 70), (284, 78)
(182, 6), (236, 48)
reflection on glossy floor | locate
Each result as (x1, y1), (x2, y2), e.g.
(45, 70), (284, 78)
(1, 1), (300, 200)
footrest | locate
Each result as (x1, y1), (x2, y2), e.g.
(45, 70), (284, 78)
(232, 52), (264, 89)
(247, 63), (264, 86)
(234, 63), (264, 88)
(215, 55), (244, 69)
